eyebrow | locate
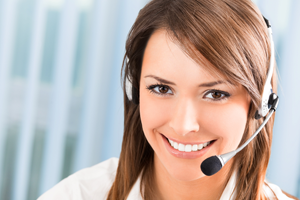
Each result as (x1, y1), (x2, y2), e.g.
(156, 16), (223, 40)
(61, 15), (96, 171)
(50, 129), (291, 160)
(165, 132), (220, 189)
(144, 75), (235, 87)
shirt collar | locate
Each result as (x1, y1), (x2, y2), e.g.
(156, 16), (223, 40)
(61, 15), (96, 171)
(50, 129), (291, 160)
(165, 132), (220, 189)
(126, 174), (143, 200)
(219, 170), (237, 200)
(127, 171), (237, 200)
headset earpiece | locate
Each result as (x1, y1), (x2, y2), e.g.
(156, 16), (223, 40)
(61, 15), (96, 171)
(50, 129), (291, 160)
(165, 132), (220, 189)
(125, 76), (133, 101)
(125, 77), (139, 105)
(125, 56), (139, 105)
(255, 16), (276, 120)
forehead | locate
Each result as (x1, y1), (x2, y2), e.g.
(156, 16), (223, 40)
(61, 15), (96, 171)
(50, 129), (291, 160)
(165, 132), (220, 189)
(141, 29), (231, 85)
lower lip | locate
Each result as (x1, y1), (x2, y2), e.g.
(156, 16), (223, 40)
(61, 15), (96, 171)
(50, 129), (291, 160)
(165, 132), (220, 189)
(161, 134), (214, 159)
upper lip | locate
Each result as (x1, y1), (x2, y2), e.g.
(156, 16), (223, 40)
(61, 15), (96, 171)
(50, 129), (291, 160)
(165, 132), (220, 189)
(161, 134), (215, 145)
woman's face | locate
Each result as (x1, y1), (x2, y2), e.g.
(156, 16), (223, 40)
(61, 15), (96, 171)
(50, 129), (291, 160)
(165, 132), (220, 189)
(139, 29), (251, 181)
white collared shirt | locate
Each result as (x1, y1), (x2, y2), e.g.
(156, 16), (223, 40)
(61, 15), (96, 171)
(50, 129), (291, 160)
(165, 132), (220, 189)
(38, 157), (294, 200)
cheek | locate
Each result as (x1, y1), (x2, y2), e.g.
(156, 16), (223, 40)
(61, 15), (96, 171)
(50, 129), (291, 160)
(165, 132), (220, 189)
(140, 99), (165, 129)
(139, 92), (171, 141)
(202, 102), (249, 153)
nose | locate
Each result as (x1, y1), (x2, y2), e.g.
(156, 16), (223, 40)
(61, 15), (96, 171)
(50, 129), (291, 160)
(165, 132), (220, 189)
(169, 98), (200, 136)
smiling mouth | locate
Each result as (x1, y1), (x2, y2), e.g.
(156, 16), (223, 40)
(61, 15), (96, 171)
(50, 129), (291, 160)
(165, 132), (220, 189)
(163, 135), (215, 152)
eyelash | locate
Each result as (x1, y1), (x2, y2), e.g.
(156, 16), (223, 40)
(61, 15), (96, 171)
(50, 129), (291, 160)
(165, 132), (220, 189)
(146, 83), (231, 102)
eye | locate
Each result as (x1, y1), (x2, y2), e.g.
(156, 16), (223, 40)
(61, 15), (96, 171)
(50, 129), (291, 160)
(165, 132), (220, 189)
(146, 84), (172, 96)
(204, 90), (231, 101)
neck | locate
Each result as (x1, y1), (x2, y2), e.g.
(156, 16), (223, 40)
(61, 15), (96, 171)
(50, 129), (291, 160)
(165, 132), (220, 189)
(153, 155), (234, 200)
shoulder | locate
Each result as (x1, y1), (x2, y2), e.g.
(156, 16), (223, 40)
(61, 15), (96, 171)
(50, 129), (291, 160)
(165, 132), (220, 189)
(37, 157), (119, 200)
(264, 181), (299, 200)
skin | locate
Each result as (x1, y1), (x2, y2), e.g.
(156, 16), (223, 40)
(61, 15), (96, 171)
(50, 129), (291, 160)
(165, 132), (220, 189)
(139, 29), (251, 200)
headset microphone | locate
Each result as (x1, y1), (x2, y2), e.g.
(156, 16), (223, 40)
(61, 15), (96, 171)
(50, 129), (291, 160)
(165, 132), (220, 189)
(200, 17), (279, 176)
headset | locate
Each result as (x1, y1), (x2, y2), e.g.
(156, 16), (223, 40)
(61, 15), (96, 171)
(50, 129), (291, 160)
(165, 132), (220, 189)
(125, 15), (279, 176)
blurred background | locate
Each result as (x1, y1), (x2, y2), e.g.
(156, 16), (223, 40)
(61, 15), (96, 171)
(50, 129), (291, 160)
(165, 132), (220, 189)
(0, 0), (299, 199)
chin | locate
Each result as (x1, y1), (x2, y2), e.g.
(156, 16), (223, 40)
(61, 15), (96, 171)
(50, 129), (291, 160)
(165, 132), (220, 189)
(158, 155), (206, 182)
(168, 166), (205, 182)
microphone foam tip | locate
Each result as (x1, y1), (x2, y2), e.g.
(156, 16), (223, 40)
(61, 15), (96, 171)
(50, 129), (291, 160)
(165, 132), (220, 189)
(201, 156), (223, 176)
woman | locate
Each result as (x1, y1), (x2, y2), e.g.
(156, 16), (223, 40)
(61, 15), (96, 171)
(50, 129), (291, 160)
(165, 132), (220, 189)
(38, 0), (298, 199)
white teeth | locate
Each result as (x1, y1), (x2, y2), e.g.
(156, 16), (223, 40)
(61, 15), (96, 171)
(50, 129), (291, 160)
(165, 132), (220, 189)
(192, 144), (198, 151)
(170, 140), (174, 147)
(167, 138), (212, 152)
(198, 143), (203, 150)
(178, 144), (185, 151)
(203, 142), (209, 147)
(174, 142), (178, 149)
(185, 145), (192, 152)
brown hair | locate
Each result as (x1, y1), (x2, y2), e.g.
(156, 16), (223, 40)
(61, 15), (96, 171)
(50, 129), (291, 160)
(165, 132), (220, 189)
(107, 0), (284, 199)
